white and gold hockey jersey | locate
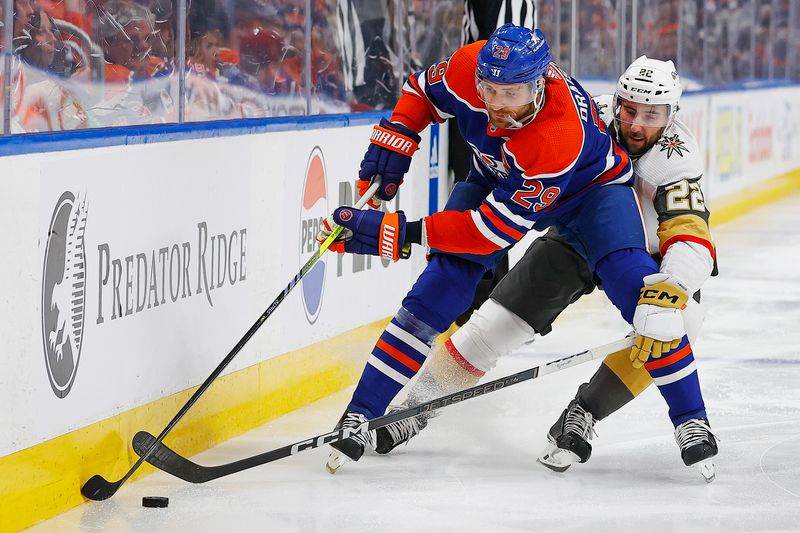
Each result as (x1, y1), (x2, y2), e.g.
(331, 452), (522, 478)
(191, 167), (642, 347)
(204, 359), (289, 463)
(595, 94), (717, 296)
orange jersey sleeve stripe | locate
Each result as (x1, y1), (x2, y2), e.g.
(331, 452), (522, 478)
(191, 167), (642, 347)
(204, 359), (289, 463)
(478, 203), (525, 241)
(390, 74), (441, 130)
(425, 211), (504, 255)
(442, 42), (485, 110)
(409, 73), (446, 123)
(596, 141), (631, 184)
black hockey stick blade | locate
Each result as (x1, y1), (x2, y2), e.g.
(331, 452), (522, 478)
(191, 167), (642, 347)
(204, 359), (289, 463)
(81, 474), (123, 501)
(134, 337), (633, 484)
(80, 181), (381, 500)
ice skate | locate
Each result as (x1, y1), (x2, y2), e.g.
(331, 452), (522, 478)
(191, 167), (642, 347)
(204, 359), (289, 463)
(674, 418), (718, 482)
(374, 406), (432, 454)
(325, 411), (375, 474)
(537, 396), (597, 472)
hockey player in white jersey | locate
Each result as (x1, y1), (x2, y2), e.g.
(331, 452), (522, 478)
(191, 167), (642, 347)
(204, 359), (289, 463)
(373, 56), (720, 481)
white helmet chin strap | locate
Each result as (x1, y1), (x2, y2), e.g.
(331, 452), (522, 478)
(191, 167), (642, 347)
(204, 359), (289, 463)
(506, 115), (526, 129)
(502, 89), (546, 129)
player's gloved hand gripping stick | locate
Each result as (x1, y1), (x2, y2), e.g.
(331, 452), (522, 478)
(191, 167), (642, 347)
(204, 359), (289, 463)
(80, 180), (382, 501)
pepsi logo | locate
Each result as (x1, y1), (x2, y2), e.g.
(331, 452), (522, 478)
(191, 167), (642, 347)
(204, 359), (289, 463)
(300, 147), (328, 323)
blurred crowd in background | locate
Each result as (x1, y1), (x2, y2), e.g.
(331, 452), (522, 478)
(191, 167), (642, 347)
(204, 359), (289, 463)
(539, 0), (799, 86)
(0, 0), (798, 134)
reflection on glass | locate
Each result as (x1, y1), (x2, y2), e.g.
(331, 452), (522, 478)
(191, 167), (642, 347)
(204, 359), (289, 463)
(184, 0), (307, 121)
(790, 0), (800, 80)
(1, 1), (5, 134)
(10, 0), (178, 132)
(538, 0), (574, 74)
(754, 0), (772, 79)
(576, 0), (620, 79)
(407, 0), (461, 68)
(678, 0), (704, 85)
(770, 0), (790, 80)
(1, 0), (798, 136)
(637, 0), (678, 64)
(310, 0), (419, 114)
(704, 0), (755, 85)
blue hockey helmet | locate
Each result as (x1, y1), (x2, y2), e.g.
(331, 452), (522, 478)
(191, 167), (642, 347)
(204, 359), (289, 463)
(476, 24), (552, 85)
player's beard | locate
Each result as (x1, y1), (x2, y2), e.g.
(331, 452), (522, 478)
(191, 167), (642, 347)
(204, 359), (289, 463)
(622, 125), (665, 155)
(487, 103), (535, 129)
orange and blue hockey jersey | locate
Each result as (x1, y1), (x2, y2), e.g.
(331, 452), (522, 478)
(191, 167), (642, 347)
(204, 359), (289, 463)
(391, 41), (633, 256)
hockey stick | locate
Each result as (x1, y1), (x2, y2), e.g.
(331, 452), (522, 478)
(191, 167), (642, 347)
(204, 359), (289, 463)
(80, 180), (381, 501)
(132, 337), (634, 483)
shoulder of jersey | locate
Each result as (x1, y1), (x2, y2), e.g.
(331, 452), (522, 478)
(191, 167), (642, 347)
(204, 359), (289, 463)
(441, 41), (485, 110)
(637, 117), (704, 188)
(504, 65), (587, 177)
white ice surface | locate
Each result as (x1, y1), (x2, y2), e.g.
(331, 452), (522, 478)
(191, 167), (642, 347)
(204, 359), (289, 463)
(32, 196), (800, 532)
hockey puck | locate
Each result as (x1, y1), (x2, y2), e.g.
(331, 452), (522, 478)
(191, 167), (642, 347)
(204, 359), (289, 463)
(142, 496), (169, 508)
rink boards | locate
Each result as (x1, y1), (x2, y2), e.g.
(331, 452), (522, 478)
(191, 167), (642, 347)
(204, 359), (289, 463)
(1, 85), (799, 530)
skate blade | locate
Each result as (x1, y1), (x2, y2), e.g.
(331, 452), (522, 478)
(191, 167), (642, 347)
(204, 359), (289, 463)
(537, 444), (578, 473)
(693, 458), (716, 483)
(326, 449), (351, 474)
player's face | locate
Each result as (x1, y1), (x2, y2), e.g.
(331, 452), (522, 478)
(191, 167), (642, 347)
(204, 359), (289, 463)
(478, 79), (537, 128)
(617, 99), (670, 155)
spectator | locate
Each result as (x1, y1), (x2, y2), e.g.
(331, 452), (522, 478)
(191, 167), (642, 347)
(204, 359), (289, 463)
(97, 0), (157, 81)
(18, 7), (57, 69)
(239, 28), (297, 94)
(13, 0), (35, 48)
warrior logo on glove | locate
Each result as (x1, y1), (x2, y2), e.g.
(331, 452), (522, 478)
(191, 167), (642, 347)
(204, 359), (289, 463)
(358, 119), (421, 206)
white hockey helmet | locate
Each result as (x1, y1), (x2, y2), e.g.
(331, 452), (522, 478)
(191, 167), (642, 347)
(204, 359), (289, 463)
(613, 56), (682, 129)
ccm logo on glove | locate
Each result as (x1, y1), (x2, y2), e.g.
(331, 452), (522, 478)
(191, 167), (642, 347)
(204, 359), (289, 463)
(639, 283), (687, 309)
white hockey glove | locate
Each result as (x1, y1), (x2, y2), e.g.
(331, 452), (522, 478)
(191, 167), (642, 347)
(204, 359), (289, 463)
(630, 273), (689, 368)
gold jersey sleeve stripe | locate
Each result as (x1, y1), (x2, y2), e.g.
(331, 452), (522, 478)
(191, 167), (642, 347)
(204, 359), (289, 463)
(657, 213), (715, 258)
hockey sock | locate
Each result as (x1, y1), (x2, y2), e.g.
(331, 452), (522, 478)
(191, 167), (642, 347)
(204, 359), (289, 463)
(643, 336), (707, 426)
(575, 347), (654, 420)
(349, 307), (438, 418)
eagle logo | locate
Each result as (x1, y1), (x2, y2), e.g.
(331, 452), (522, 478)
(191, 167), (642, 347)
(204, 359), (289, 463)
(41, 192), (88, 398)
(658, 134), (689, 158)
